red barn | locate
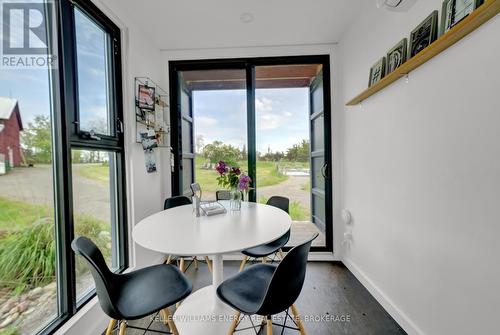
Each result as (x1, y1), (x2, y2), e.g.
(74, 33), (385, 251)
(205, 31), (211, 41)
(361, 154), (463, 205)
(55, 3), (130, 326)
(0, 97), (23, 167)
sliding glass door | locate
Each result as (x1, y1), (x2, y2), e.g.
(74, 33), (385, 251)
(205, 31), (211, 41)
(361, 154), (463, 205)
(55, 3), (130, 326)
(170, 56), (332, 251)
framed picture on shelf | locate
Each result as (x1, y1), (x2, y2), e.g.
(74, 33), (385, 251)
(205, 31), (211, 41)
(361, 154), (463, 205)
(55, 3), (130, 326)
(138, 84), (156, 110)
(368, 57), (386, 87)
(386, 38), (407, 75)
(441, 0), (483, 34)
(409, 11), (438, 58)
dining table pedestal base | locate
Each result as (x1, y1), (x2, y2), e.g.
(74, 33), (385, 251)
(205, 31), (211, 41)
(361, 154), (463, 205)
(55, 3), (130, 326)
(173, 285), (260, 335)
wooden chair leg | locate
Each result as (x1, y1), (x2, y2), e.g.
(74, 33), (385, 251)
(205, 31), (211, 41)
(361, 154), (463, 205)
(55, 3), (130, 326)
(179, 257), (185, 273)
(290, 304), (307, 335)
(105, 319), (117, 335)
(165, 255), (172, 264)
(227, 311), (241, 335)
(239, 257), (248, 272)
(262, 257), (267, 264)
(278, 249), (285, 260)
(161, 307), (179, 335)
(266, 317), (273, 335)
(204, 256), (213, 273)
(118, 321), (127, 335)
(194, 256), (199, 270)
(176, 258), (186, 308)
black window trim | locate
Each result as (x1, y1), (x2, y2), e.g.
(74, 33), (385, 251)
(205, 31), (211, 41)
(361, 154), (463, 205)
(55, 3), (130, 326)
(36, 0), (128, 334)
(169, 55), (333, 254)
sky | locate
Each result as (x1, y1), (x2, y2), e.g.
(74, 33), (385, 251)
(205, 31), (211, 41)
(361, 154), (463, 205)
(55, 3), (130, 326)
(193, 87), (310, 154)
(0, 5), (107, 133)
(1, 3), (310, 155)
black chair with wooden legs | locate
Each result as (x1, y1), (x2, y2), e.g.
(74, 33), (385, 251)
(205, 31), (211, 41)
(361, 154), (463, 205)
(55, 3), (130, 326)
(163, 195), (213, 274)
(239, 196), (291, 271)
(71, 236), (192, 335)
(217, 234), (318, 335)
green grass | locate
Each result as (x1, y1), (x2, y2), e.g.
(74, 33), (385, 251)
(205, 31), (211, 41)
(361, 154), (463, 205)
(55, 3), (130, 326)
(195, 159), (288, 194)
(0, 327), (20, 335)
(0, 197), (53, 232)
(0, 197), (109, 293)
(258, 196), (310, 221)
(77, 164), (109, 183)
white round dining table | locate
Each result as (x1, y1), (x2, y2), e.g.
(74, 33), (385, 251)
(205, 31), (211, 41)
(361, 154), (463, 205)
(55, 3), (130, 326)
(132, 201), (291, 335)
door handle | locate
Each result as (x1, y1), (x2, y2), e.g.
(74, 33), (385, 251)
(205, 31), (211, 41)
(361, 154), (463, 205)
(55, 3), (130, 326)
(321, 163), (328, 178)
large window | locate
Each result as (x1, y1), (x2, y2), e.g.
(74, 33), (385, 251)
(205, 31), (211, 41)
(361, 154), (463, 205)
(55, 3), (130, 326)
(0, 0), (126, 334)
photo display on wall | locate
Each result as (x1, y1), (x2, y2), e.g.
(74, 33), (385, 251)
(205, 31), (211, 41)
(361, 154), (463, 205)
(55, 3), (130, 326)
(368, 57), (386, 87)
(409, 11), (439, 58)
(386, 38), (407, 75)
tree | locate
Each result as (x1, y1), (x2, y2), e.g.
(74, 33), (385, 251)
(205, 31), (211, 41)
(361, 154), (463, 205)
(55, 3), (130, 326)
(285, 139), (309, 162)
(202, 140), (241, 166)
(21, 115), (52, 164)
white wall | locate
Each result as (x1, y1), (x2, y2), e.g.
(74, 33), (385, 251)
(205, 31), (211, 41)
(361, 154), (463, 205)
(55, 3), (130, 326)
(160, 44), (343, 258)
(56, 1), (168, 333)
(338, 1), (500, 334)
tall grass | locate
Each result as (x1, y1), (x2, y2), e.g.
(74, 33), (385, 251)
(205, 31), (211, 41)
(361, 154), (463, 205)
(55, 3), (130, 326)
(0, 220), (55, 294)
(0, 211), (109, 294)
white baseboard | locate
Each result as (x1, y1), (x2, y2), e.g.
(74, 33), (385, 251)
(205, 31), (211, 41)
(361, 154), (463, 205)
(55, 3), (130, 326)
(342, 259), (425, 335)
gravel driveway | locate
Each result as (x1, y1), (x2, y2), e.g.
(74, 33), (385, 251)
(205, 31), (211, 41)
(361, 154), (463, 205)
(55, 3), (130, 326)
(0, 165), (111, 222)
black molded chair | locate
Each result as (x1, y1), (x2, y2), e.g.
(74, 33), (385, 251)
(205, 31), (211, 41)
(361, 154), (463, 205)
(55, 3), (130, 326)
(163, 195), (213, 274)
(72, 236), (192, 335)
(217, 234), (318, 335)
(239, 196), (291, 271)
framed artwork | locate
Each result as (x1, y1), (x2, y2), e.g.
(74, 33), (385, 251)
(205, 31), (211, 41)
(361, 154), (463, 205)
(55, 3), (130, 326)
(138, 84), (156, 110)
(441, 0), (483, 34)
(368, 57), (386, 87)
(386, 38), (407, 74)
(409, 11), (438, 58)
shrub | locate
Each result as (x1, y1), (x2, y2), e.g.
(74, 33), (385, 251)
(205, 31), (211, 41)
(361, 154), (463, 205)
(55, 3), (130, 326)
(0, 214), (109, 294)
(0, 218), (56, 294)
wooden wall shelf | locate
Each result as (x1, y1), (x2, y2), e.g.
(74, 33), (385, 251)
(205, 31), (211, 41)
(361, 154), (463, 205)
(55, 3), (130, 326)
(346, 0), (500, 106)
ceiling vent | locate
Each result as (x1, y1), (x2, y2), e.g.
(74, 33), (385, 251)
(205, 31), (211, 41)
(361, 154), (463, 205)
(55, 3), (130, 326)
(376, 0), (417, 12)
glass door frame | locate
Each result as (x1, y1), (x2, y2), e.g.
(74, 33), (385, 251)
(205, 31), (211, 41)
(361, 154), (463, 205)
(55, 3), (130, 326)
(169, 55), (333, 252)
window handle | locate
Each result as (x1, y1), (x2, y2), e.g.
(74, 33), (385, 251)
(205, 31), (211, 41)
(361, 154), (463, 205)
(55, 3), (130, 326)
(88, 130), (101, 141)
(116, 118), (124, 134)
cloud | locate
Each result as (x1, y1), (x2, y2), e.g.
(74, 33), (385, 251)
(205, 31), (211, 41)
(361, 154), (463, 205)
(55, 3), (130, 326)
(256, 97), (272, 113)
(256, 97), (293, 130)
(196, 116), (218, 127)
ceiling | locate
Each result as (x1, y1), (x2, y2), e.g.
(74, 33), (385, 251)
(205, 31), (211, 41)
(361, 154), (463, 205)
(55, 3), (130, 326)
(104, 0), (367, 50)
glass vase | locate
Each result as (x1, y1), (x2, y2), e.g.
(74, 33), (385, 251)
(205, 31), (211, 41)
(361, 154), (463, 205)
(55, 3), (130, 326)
(230, 188), (242, 211)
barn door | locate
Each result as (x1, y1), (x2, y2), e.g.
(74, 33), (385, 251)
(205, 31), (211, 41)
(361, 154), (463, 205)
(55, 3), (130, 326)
(309, 71), (328, 234)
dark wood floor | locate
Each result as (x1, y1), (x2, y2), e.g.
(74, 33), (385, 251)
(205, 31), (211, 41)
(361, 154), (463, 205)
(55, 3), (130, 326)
(112, 261), (406, 335)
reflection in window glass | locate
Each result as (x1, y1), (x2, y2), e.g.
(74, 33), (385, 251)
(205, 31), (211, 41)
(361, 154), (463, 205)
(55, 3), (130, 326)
(74, 8), (111, 135)
(0, 39), (57, 335)
(71, 150), (118, 300)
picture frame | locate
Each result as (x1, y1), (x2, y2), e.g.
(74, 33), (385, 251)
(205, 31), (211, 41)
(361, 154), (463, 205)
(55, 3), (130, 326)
(137, 84), (156, 110)
(409, 11), (439, 58)
(441, 0), (484, 35)
(386, 38), (408, 75)
(368, 57), (386, 87)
